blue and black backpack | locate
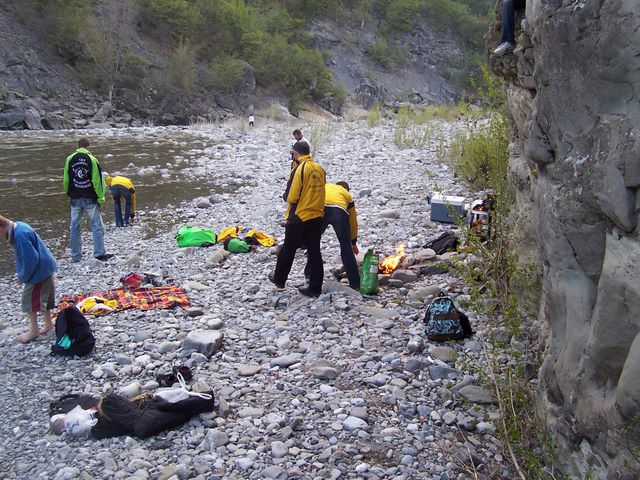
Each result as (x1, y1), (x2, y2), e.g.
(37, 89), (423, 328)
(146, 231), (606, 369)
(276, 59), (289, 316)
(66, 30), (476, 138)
(424, 294), (473, 341)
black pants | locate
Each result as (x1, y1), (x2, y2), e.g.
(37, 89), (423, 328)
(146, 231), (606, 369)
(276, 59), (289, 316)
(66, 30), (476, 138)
(274, 217), (324, 292)
(501, 0), (526, 44)
(305, 207), (360, 289)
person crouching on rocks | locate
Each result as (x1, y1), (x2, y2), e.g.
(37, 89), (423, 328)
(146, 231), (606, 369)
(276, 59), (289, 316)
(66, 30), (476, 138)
(105, 175), (136, 227)
(269, 141), (326, 298)
(305, 181), (360, 290)
(0, 215), (58, 343)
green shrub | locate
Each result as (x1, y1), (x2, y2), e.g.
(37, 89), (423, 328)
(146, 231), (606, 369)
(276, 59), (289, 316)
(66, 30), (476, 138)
(330, 83), (348, 107)
(393, 107), (436, 148)
(156, 41), (197, 108)
(450, 113), (508, 187)
(118, 53), (151, 92)
(366, 104), (382, 127)
(47, 0), (94, 64)
(211, 56), (245, 92)
(138, 0), (201, 39)
(368, 38), (393, 69)
(385, 0), (420, 32)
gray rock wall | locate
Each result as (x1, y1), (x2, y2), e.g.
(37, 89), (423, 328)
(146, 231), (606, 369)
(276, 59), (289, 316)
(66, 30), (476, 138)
(489, 1), (640, 478)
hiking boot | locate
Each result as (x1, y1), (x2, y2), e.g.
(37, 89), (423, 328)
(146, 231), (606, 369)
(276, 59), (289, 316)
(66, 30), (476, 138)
(268, 272), (285, 290)
(172, 365), (193, 382)
(298, 287), (321, 298)
(493, 41), (514, 56)
(95, 253), (114, 261)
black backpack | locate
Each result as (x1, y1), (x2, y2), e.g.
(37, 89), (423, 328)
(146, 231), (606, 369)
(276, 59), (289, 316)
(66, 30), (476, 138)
(51, 306), (96, 357)
(424, 295), (473, 342)
(424, 232), (458, 255)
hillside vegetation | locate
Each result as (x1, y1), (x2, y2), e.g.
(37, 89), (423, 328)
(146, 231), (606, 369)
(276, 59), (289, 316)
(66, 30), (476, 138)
(14, 0), (492, 115)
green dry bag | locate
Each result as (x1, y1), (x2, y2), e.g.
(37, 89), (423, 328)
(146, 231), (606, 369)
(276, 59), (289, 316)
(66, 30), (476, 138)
(175, 226), (217, 247)
(223, 238), (251, 253)
(359, 249), (379, 295)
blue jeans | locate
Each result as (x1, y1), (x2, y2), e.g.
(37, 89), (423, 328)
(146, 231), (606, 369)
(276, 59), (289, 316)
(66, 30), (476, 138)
(70, 197), (106, 261)
(501, 0), (526, 44)
(305, 206), (360, 290)
(111, 185), (132, 227)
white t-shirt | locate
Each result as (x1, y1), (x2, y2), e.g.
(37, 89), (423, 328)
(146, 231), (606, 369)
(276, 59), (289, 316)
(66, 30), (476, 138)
(248, 115), (255, 123)
(291, 137), (311, 151)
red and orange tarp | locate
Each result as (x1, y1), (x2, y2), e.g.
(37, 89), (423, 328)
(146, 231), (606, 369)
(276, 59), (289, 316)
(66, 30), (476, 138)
(55, 286), (191, 319)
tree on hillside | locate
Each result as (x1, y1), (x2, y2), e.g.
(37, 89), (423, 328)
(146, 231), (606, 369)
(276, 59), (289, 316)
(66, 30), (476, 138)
(84, 3), (133, 101)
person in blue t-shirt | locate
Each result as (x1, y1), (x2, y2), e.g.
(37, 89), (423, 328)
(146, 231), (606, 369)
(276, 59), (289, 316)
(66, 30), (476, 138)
(0, 215), (58, 343)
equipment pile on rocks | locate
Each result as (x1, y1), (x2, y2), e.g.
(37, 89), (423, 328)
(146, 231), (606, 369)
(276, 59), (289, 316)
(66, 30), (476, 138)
(0, 120), (519, 479)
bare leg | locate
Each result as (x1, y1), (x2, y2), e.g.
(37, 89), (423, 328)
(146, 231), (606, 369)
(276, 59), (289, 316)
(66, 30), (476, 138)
(17, 312), (40, 343)
(40, 310), (54, 335)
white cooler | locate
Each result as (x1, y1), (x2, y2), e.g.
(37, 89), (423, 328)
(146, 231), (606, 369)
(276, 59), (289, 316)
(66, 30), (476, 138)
(429, 195), (466, 223)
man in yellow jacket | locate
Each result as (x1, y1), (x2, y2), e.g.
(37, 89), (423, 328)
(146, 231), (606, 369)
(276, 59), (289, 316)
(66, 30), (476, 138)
(270, 141), (326, 297)
(105, 176), (136, 227)
(306, 182), (360, 290)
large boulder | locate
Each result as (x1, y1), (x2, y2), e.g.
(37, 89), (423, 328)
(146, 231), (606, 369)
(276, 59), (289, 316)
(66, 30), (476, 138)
(24, 107), (43, 130)
(92, 101), (113, 123)
(214, 93), (237, 111)
(239, 61), (256, 95)
(43, 112), (74, 130)
(354, 83), (383, 110)
(490, 1), (640, 477)
(0, 110), (26, 129)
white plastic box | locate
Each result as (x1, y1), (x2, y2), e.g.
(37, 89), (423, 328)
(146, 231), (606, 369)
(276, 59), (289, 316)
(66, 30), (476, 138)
(429, 195), (466, 223)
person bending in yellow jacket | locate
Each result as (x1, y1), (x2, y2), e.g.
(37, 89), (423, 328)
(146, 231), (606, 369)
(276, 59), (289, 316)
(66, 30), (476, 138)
(270, 141), (326, 298)
(105, 176), (136, 227)
(305, 182), (360, 290)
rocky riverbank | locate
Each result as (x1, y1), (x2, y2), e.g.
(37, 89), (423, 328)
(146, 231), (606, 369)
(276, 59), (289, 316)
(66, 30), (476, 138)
(0, 120), (515, 479)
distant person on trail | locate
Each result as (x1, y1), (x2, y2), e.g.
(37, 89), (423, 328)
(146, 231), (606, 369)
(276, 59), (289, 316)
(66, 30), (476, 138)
(305, 182), (360, 290)
(105, 176), (136, 227)
(63, 138), (113, 262)
(0, 215), (57, 343)
(270, 141), (326, 298)
(493, 0), (526, 56)
(248, 114), (255, 127)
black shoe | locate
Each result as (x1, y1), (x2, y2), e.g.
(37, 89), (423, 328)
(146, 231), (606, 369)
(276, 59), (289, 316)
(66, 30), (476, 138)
(172, 365), (193, 382)
(95, 253), (114, 261)
(298, 287), (321, 298)
(268, 272), (285, 290)
(155, 373), (177, 387)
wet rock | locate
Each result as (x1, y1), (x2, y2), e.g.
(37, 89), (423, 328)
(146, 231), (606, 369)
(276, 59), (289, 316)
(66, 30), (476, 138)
(0, 110), (26, 129)
(24, 107), (43, 130)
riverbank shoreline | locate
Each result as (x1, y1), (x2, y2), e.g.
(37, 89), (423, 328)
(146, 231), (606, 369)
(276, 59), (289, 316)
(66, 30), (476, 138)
(0, 120), (514, 479)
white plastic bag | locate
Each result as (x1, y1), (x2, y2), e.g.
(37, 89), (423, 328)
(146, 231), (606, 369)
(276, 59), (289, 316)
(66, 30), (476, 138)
(154, 372), (212, 403)
(64, 405), (98, 437)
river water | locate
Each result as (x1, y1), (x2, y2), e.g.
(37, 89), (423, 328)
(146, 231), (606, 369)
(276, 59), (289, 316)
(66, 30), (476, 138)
(0, 127), (219, 276)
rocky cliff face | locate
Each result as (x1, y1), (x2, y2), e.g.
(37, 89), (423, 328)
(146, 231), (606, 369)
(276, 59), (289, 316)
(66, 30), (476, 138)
(489, 1), (640, 478)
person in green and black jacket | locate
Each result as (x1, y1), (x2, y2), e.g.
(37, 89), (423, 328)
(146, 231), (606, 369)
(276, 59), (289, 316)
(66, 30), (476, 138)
(63, 138), (113, 262)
